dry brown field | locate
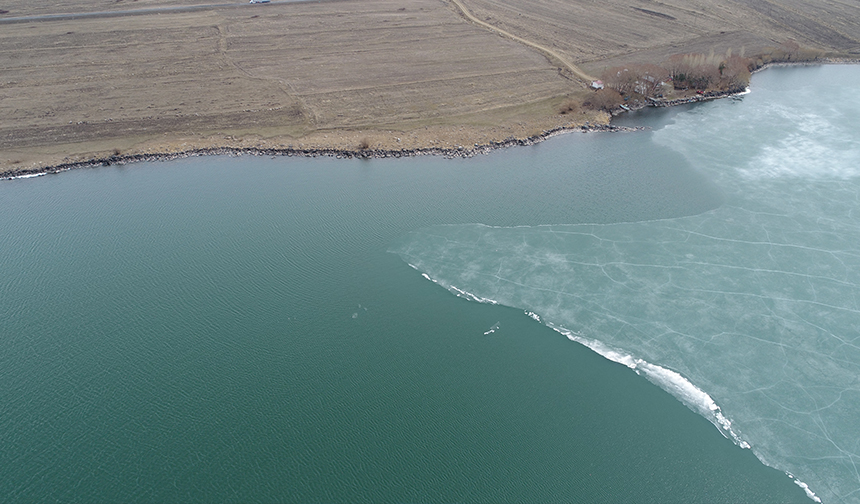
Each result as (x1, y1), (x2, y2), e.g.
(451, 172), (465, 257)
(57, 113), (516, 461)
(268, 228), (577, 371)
(1, 0), (858, 174)
(461, 0), (860, 74)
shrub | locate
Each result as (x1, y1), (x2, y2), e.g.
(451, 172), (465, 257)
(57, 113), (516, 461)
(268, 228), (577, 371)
(583, 88), (623, 111)
(558, 100), (580, 115)
(602, 64), (670, 98)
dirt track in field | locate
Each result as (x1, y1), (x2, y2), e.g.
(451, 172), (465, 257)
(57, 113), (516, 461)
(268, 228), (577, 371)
(1, 0), (858, 174)
(460, 0), (860, 73)
(448, 0), (596, 82)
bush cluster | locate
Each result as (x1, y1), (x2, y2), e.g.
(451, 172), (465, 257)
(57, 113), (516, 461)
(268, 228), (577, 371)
(584, 40), (822, 112)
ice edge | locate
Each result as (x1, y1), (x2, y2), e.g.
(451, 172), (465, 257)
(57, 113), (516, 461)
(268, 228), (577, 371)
(414, 269), (822, 503)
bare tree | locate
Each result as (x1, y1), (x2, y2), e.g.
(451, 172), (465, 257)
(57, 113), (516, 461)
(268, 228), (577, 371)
(719, 55), (753, 90)
(633, 64), (670, 97)
(780, 40), (800, 61)
(665, 53), (725, 90)
(584, 88), (623, 111)
(601, 67), (638, 95)
(602, 64), (670, 97)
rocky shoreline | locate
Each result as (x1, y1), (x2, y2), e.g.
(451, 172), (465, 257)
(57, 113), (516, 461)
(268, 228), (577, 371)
(7, 61), (857, 182)
(621, 59), (859, 111)
(0, 124), (643, 181)
(646, 88), (749, 107)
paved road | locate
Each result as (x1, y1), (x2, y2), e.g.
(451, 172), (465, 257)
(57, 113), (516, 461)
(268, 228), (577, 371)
(0, 0), (318, 24)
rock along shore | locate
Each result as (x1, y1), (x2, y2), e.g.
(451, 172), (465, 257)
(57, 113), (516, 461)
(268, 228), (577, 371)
(643, 59), (860, 108)
(5, 60), (857, 182)
(646, 88), (748, 107)
(1, 124), (643, 181)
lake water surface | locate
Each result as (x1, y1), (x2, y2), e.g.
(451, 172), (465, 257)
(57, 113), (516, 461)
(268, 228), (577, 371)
(2, 65), (857, 502)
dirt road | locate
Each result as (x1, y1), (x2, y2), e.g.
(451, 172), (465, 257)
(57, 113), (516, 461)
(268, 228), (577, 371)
(0, 0), (594, 174)
(448, 0), (597, 83)
(0, 0), (321, 24)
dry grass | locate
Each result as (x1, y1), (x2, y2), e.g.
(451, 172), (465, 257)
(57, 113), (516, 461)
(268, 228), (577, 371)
(459, 0), (860, 74)
(0, 0), (217, 17)
(1, 0), (858, 173)
(1, 0), (585, 172)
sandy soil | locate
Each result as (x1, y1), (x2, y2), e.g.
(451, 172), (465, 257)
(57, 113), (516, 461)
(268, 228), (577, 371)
(1, 0), (858, 175)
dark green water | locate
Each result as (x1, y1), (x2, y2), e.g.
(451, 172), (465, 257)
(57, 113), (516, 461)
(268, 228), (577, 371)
(2, 101), (808, 501)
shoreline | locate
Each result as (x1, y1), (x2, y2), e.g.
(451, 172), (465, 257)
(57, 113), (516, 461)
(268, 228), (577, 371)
(4, 60), (857, 182)
(624, 58), (860, 110)
(0, 123), (643, 181)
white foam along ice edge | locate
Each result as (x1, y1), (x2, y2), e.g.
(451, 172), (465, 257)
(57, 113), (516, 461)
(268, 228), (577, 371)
(415, 272), (823, 501)
(447, 284), (499, 305)
(415, 270), (751, 447)
(549, 321), (822, 502)
(411, 264), (499, 305)
(789, 474), (823, 503)
(544, 322), (749, 448)
(4, 172), (46, 180)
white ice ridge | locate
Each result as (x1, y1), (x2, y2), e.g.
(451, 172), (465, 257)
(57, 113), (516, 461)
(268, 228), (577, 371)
(547, 322), (750, 449)
(410, 263), (438, 284)
(790, 473), (823, 503)
(413, 264), (499, 304)
(5, 172), (46, 180)
(443, 282), (499, 305)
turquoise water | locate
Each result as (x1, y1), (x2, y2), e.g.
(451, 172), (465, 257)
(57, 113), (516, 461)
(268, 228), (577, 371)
(2, 67), (851, 503)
